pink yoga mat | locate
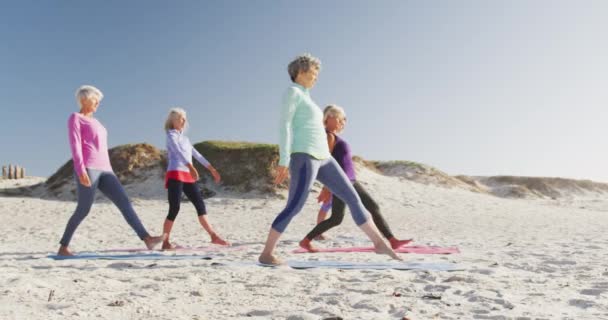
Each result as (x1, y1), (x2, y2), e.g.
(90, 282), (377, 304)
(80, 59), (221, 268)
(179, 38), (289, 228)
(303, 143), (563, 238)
(292, 245), (460, 254)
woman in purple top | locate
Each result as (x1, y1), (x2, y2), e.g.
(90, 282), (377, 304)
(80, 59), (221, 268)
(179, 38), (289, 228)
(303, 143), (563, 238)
(299, 105), (413, 252)
(58, 85), (165, 256)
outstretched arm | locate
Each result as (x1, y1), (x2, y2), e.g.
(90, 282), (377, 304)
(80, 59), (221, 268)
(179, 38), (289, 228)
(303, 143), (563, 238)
(192, 145), (221, 183)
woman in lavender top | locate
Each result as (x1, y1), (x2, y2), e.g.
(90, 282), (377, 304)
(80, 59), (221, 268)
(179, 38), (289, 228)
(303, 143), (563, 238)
(162, 108), (229, 250)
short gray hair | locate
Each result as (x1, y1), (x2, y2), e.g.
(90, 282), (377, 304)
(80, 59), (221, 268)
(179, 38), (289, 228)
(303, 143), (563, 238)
(75, 85), (104, 108)
(287, 53), (321, 82)
(164, 107), (188, 132)
(323, 104), (346, 122)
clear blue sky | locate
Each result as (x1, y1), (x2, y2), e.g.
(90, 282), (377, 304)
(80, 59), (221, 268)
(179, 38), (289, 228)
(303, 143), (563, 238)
(2, 1), (608, 181)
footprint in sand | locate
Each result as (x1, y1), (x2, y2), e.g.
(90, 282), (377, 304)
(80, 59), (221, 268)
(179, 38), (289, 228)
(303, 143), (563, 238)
(568, 299), (595, 309)
(536, 266), (558, 273)
(245, 310), (273, 317)
(543, 259), (577, 266)
(308, 306), (341, 318)
(580, 288), (605, 296)
(472, 315), (509, 320)
(423, 284), (451, 293)
(46, 303), (71, 310)
(107, 262), (134, 269)
(471, 309), (490, 315)
(351, 299), (382, 312)
(347, 288), (378, 295)
(312, 296), (341, 306)
(468, 268), (494, 275)
(286, 315), (316, 320)
(336, 277), (362, 283)
(493, 299), (515, 309)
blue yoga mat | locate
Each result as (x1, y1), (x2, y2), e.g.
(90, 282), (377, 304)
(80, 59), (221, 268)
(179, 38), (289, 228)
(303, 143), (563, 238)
(287, 260), (463, 271)
(48, 253), (213, 261)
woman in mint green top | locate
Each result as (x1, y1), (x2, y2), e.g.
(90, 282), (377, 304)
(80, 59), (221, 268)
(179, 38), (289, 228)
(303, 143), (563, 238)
(278, 82), (330, 167)
(258, 54), (400, 265)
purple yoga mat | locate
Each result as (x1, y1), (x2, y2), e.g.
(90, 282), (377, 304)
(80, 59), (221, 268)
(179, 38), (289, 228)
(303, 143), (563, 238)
(292, 245), (460, 254)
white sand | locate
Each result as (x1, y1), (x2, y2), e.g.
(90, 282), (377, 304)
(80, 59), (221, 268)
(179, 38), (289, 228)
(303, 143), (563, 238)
(1, 169), (607, 320)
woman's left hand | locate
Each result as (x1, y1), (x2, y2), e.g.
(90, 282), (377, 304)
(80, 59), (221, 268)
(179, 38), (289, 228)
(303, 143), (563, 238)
(317, 187), (332, 204)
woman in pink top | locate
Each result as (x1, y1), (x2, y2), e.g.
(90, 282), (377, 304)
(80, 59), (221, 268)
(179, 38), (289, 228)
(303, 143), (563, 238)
(57, 85), (165, 256)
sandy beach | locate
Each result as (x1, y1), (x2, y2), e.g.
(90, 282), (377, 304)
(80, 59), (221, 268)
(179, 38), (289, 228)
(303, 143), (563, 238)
(1, 166), (607, 320)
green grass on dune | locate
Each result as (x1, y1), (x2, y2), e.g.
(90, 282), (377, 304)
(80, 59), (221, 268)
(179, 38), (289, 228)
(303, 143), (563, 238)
(196, 140), (277, 152)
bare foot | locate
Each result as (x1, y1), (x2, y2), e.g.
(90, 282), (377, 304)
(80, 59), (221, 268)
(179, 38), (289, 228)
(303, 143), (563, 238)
(161, 241), (175, 251)
(389, 238), (413, 249)
(57, 246), (74, 256)
(314, 234), (327, 241)
(210, 233), (230, 246)
(258, 253), (283, 266)
(298, 238), (319, 252)
(144, 234), (167, 250)
(374, 241), (402, 261)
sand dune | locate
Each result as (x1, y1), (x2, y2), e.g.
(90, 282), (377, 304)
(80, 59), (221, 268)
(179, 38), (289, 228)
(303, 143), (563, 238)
(4, 142), (608, 202)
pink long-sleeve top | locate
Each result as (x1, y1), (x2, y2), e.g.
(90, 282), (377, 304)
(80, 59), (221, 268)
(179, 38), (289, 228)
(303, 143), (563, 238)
(67, 112), (113, 176)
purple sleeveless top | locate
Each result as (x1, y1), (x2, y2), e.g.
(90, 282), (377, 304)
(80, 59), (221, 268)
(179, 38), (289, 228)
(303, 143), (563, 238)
(330, 133), (356, 181)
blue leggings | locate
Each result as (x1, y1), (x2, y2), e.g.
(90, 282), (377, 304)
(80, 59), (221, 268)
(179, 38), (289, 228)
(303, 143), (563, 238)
(272, 153), (369, 233)
(59, 169), (150, 246)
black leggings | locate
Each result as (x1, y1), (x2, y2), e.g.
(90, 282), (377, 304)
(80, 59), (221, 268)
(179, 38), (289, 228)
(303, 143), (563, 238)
(166, 179), (207, 221)
(306, 181), (394, 240)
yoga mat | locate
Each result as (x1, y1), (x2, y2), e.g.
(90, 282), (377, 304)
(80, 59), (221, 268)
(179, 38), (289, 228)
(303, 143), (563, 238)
(287, 260), (463, 271)
(48, 253), (213, 261)
(292, 245), (460, 254)
(100, 245), (246, 254)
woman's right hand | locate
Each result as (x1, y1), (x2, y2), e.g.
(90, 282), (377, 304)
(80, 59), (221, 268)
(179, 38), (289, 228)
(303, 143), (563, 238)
(274, 166), (289, 185)
(78, 172), (92, 187)
(188, 164), (200, 181)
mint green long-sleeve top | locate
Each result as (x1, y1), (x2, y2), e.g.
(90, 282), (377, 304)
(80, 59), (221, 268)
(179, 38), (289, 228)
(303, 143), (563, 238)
(278, 83), (331, 167)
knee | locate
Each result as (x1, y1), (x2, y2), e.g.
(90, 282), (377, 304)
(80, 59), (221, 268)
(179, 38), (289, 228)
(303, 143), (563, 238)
(166, 212), (178, 221)
(272, 207), (301, 232)
(344, 201), (369, 226)
(167, 205), (180, 221)
(353, 210), (369, 225)
(74, 203), (92, 218)
(366, 201), (380, 214)
(193, 201), (207, 216)
(328, 213), (345, 226)
(339, 190), (360, 205)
